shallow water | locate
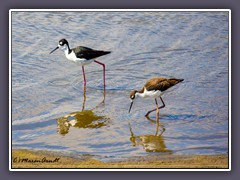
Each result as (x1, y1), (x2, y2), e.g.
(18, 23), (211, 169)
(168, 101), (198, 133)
(11, 11), (229, 161)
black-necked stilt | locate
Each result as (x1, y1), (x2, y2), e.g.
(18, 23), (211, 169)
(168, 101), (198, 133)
(50, 38), (111, 90)
(128, 77), (184, 118)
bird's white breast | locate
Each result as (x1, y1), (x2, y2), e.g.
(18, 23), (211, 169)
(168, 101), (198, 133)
(64, 50), (94, 66)
(139, 89), (162, 98)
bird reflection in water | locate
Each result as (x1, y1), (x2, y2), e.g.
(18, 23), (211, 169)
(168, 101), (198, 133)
(129, 122), (172, 153)
(57, 87), (108, 135)
(145, 114), (165, 136)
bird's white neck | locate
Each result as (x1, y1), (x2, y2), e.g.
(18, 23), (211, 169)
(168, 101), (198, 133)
(136, 91), (146, 98)
(63, 48), (70, 56)
(60, 44), (70, 55)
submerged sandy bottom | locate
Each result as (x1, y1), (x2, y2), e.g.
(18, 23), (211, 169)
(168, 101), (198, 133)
(11, 149), (228, 169)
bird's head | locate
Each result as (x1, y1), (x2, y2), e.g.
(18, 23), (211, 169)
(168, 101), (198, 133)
(50, 38), (69, 54)
(128, 90), (138, 113)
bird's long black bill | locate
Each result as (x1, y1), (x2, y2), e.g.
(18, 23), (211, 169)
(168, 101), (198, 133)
(50, 46), (59, 54)
(129, 101), (133, 113)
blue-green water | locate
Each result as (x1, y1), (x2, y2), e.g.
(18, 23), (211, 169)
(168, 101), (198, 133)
(11, 11), (229, 161)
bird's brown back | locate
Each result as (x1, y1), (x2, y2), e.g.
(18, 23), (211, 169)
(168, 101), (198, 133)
(145, 77), (184, 92)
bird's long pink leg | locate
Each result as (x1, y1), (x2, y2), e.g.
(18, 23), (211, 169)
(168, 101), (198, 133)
(82, 66), (86, 87)
(145, 97), (165, 117)
(155, 98), (160, 118)
(94, 60), (106, 90)
(155, 98), (160, 135)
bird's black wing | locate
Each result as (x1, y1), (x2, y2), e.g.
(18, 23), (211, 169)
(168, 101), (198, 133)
(73, 46), (110, 60)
